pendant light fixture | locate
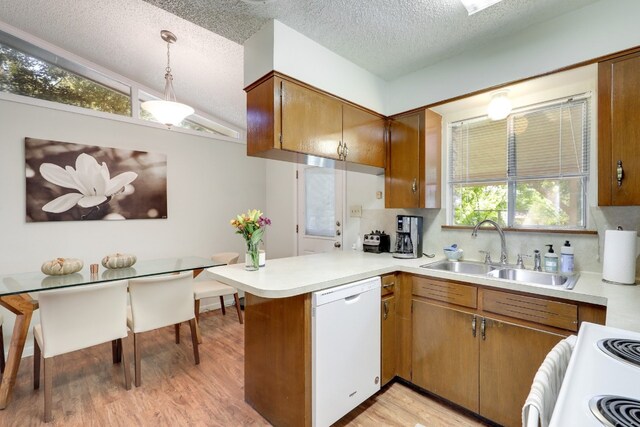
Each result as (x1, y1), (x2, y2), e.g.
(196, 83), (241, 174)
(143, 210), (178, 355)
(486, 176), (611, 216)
(141, 30), (194, 127)
(487, 90), (512, 121)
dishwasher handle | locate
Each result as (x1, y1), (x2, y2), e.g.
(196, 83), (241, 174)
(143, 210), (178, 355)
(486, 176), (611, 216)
(344, 293), (362, 303)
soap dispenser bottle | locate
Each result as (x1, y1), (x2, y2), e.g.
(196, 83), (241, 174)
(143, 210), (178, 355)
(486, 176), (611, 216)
(560, 240), (574, 273)
(544, 244), (558, 273)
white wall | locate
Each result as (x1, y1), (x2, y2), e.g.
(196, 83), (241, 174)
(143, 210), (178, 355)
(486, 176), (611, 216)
(0, 98), (266, 356)
(385, 0), (640, 115)
(244, 20), (387, 114)
(265, 160), (297, 259)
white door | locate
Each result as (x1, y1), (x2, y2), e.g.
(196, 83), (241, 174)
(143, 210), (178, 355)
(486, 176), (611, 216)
(297, 165), (345, 255)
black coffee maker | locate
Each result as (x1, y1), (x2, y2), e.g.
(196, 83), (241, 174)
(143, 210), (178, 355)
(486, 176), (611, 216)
(392, 215), (423, 259)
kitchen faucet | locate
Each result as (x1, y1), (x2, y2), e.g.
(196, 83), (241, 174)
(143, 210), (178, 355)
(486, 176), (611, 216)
(471, 219), (508, 264)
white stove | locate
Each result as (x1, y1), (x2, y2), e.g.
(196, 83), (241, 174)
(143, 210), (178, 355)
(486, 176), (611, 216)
(550, 322), (640, 427)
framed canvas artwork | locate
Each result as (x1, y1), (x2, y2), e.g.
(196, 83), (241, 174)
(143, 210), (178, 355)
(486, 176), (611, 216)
(25, 137), (168, 222)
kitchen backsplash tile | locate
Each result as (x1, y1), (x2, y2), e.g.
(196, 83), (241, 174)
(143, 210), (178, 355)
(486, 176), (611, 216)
(360, 206), (639, 275)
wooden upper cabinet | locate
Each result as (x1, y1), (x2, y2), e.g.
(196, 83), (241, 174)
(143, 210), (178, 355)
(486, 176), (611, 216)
(386, 109), (441, 208)
(342, 104), (386, 168)
(245, 73), (386, 173)
(598, 51), (640, 205)
(281, 80), (342, 160)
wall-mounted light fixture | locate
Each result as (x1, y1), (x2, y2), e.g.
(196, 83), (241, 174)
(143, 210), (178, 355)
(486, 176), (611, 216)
(487, 90), (512, 121)
(141, 30), (194, 128)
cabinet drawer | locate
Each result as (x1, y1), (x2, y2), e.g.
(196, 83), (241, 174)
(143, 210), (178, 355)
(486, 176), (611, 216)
(381, 274), (396, 297)
(482, 289), (578, 331)
(412, 276), (477, 309)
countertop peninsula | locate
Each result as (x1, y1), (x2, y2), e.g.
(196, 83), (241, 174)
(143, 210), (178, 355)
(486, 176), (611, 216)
(208, 251), (640, 332)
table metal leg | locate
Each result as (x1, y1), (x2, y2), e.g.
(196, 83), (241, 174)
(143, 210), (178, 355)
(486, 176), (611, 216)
(0, 294), (37, 409)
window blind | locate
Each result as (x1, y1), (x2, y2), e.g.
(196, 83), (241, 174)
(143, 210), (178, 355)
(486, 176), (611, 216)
(449, 96), (590, 185)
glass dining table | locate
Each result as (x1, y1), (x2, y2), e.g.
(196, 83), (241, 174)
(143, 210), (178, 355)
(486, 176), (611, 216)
(0, 256), (222, 410)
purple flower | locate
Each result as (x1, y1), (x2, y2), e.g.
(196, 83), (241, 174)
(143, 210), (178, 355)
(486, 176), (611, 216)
(258, 216), (272, 227)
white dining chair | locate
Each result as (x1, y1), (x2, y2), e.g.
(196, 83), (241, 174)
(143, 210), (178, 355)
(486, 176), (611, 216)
(33, 280), (131, 422)
(194, 252), (243, 325)
(127, 271), (199, 387)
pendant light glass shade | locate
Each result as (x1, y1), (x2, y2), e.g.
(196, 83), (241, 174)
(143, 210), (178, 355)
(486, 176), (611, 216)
(487, 90), (512, 121)
(141, 30), (194, 127)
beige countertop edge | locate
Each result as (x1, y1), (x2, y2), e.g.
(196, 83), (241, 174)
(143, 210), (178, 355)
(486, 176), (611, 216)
(207, 252), (640, 332)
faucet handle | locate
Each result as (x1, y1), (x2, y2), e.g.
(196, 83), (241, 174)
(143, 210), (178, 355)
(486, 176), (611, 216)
(516, 253), (531, 269)
(479, 250), (492, 264)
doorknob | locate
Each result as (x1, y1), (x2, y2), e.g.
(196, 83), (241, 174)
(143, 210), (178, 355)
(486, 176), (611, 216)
(334, 242), (341, 248)
(336, 221), (341, 227)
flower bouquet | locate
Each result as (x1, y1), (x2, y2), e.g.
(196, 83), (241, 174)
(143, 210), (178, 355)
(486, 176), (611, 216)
(230, 209), (271, 270)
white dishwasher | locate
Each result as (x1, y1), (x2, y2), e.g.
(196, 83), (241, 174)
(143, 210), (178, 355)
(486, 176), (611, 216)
(312, 276), (381, 427)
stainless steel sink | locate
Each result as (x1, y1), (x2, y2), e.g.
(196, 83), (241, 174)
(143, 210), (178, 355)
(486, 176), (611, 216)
(420, 260), (497, 275)
(487, 268), (579, 290)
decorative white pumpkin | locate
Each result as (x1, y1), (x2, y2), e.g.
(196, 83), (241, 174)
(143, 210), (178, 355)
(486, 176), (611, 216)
(41, 258), (84, 276)
(101, 253), (137, 269)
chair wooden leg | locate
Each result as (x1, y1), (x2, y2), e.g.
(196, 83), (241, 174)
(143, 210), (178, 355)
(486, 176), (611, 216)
(219, 296), (226, 315)
(174, 324), (180, 344)
(0, 325), (5, 374)
(43, 357), (53, 422)
(133, 333), (142, 388)
(119, 336), (132, 391)
(188, 318), (200, 365)
(194, 299), (201, 322)
(33, 336), (41, 390)
(111, 339), (121, 364)
(233, 293), (244, 324)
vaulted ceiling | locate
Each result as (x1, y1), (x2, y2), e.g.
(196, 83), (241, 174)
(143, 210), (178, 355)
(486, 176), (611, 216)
(0, 0), (601, 133)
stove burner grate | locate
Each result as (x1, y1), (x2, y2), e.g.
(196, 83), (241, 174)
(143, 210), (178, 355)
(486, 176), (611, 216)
(598, 339), (640, 369)
(589, 396), (640, 427)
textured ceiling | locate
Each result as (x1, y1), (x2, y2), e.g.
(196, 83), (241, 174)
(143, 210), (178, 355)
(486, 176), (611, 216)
(143, 0), (600, 80)
(0, 0), (601, 134)
(0, 0), (246, 131)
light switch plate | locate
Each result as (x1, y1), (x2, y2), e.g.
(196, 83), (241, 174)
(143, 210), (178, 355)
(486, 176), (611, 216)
(349, 205), (362, 218)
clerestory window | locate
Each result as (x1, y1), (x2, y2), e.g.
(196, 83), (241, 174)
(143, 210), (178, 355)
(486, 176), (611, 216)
(0, 29), (239, 139)
(449, 95), (590, 229)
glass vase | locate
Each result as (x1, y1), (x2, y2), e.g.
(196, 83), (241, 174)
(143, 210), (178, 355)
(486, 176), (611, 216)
(245, 241), (260, 271)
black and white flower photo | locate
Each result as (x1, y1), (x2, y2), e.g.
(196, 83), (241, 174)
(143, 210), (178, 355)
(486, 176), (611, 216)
(25, 138), (167, 221)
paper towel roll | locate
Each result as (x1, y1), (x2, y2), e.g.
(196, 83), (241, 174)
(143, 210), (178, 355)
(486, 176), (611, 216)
(602, 229), (637, 285)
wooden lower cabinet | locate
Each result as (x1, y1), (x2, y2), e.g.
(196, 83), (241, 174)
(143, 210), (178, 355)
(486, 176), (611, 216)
(412, 300), (479, 412)
(381, 295), (396, 386)
(479, 317), (564, 427)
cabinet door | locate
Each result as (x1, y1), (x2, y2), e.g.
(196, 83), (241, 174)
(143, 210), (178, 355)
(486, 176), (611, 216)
(342, 104), (386, 168)
(281, 80), (342, 160)
(246, 76), (280, 156)
(479, 318), (563, 427)
(381, 295), (396, 386)
(598, 52), (640, 205)
(412, 299), (479, 412)
(387, 113), (421, 208)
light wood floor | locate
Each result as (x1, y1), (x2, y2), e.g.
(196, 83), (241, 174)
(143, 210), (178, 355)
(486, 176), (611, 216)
(1, 307), (488, 426)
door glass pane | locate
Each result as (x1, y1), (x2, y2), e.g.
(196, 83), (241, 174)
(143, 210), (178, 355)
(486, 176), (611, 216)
(305, 168), (335, 237)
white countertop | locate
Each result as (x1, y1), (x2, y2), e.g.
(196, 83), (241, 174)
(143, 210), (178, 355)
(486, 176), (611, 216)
(208, 251), (640, 332)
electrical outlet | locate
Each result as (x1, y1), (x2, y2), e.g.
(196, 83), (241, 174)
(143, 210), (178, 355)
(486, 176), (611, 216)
(349, 205), (362, 218)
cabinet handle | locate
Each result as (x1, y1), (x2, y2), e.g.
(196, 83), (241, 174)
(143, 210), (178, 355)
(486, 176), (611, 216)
(383, 301), (389, 320)
(472, 316), (477, 337)
(481, 318), (486, 340)
(412, 178), (417, 193)
(343, 143), (349, 160)
(337, 141), (344, 160)
(382, 283), (395, 289)
(617, 160), (624, 187)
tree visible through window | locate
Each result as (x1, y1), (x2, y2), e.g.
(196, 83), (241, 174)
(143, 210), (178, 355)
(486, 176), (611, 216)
(0, 43), (131, 115)
(449, 96), (590, 229)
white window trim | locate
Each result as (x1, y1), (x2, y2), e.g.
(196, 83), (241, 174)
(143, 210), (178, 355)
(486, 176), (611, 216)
(444, 91), (598, 230)
(0, 20), (245, 143)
